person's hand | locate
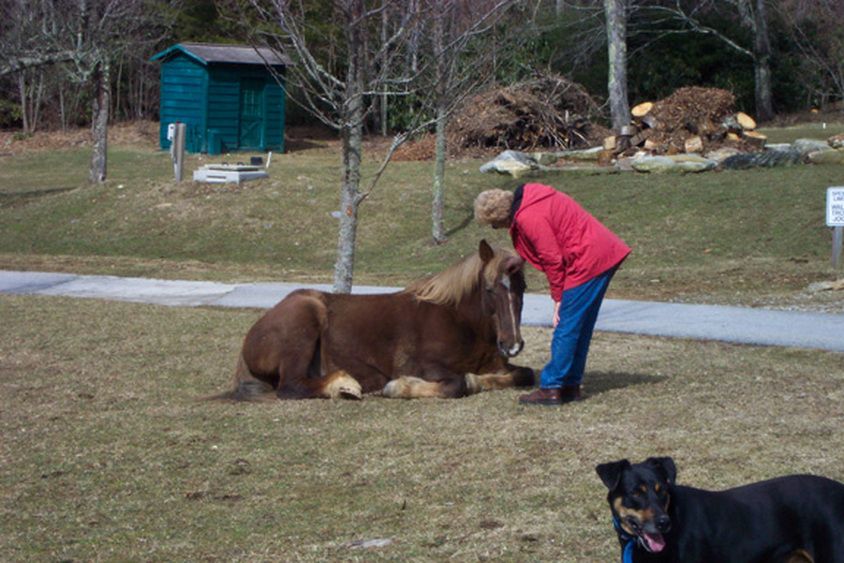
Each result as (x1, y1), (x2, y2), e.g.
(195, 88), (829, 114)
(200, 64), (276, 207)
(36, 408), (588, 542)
(553, 300), (561, 328)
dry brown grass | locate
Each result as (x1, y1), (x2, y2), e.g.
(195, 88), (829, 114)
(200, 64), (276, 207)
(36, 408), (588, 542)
(2, 294), (842, 561)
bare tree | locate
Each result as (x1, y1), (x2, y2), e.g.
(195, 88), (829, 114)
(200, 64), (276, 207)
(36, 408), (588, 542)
(247, 0), (417, 293)
(421, 0), (513, 243)
(645, 0), (775, 121)
(776, 0), (844, 107)
(0, 0), (175, 181)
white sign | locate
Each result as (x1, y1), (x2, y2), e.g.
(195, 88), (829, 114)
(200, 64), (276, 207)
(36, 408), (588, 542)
(828, 187), (844, 227)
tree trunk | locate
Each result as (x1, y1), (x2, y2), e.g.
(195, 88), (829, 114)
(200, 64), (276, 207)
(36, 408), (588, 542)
(432, 104), (448, 244)
(90, 61), (110, 184)
(752, 0), (774, 121)
(604, 0), (630, 130)
(380, 0), (389, 136)
(17, 74), (30, 134)
(333, 0), (366, 294)
(430, 3), (447, 245)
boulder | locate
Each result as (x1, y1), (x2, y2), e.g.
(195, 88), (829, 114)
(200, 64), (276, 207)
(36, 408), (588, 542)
(705, 147), (742, 163)
(631, 154), (717, 174)
(721, 149), (803, 170)
(555, 146), (604, 161)
(531, 152), (560, 166)
(479, 150), (540, 178)
(828, 134), (844, 150)
(792, 138), (833, 156)
(807, 149), (844, 165)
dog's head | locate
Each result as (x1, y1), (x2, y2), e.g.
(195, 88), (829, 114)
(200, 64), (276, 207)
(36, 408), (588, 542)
(595, 457), (676, 554)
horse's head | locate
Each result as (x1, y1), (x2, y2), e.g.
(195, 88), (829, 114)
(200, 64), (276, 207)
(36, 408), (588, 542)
(478, 239), (526, 357)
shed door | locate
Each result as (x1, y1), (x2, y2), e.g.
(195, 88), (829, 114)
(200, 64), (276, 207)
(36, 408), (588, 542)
(239, 79), (265, 149)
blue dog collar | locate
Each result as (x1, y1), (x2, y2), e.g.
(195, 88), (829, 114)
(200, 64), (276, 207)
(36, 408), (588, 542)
(613, 516), (636, 563)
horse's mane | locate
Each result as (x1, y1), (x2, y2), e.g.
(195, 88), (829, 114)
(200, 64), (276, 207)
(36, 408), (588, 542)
(406, 247), (514, 307)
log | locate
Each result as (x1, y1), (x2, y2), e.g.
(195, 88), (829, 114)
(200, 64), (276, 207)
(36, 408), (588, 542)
(640, 114), (660, 130)
(629, 128), (653, 147)
(743, 130), (767, 148)
(603, 135), (617, 151)
(631, 102), (653, 118)
(736, 112), (757, 130)
(684, 135), (703, 153)
(643, 138), (660, 151)
(726, 132), (741, 142)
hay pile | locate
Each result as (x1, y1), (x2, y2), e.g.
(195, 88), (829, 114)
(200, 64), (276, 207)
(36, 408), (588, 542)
(394, 75), (607, 161)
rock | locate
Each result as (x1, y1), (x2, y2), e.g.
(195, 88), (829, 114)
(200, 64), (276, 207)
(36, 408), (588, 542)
(479, 150), (539, 178)
(347, 538), (394, 549)
(829, 134), (844, 149)
(792, 138), (833, 156)
(531, 152), (559, 166)
(765, 143), (793, 152)
(807, 279), (844, 292)
(721, 150), (803, 170)
(807, 149), (844, 165)
(555, 146), (603, 161)
(631, 153), (717, 173)
(705, 147), (742, 163)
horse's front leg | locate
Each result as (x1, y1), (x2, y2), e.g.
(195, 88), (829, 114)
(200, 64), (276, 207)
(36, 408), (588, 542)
(382, 369), (480, 399)
(473, 364), (535, 391)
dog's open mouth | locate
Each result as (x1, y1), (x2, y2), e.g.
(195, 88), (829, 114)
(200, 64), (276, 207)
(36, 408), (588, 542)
(639, 532), (666, 553)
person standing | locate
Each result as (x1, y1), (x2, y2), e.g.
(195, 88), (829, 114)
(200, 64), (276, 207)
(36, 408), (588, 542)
(474, 183), (630, 406)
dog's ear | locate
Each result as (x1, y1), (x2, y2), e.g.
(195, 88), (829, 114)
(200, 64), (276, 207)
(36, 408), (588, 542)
(645, 457), (677, 485)
(596, 459), (631, 491)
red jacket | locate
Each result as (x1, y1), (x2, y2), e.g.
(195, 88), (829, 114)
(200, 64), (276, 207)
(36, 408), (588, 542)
(509, 183), (630, 302)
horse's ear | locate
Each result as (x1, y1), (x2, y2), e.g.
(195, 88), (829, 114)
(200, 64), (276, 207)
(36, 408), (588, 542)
(505, 255), (524, 275)
(479, 239), (495, 263)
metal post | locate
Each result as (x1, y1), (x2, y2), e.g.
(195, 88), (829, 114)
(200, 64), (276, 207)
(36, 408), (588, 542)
(172, 122), (186, 182)
(833, 226), (843, 269)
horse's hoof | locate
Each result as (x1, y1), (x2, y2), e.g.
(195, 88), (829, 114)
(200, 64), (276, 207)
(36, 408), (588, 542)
(324, 371), (362, 399)
(465, 373), (482, 395)
(338, 385), (363, 400)
(382, 379), (401, 398)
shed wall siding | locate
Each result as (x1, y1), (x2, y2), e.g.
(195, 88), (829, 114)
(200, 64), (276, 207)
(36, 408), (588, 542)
(158, 55), (208, 151)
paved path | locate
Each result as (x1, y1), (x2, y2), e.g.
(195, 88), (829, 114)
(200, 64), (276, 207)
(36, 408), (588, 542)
(1, 270), (843, 353)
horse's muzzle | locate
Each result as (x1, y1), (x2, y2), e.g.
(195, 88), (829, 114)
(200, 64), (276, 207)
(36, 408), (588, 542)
(499, 339), (524, 357)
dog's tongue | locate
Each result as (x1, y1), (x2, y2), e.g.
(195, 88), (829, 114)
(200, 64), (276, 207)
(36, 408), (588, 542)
(643, 532), (666, 553)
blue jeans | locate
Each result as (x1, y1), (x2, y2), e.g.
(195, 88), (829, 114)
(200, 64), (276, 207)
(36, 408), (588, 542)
(539, 267), (616, 389)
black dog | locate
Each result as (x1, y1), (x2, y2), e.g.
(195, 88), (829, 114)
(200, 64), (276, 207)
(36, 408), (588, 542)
(596, 457), (844, 563)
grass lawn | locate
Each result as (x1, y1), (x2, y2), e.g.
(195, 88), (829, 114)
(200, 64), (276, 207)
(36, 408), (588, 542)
(2, 295), (843, 561)
(1, 122), (844, 310)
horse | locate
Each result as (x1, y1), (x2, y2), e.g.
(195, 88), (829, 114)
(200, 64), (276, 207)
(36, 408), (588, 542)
(222, 239), (535, 401)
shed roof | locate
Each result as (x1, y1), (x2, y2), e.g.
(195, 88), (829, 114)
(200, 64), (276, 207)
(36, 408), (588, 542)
(151, 42), (292, 66)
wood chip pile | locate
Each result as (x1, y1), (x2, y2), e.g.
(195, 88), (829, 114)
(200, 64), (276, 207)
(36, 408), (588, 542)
(394, 75), (608, 161)
(607, 86), (766, 156)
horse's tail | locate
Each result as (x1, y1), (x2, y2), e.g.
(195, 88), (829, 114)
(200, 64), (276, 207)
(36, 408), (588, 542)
(204, 353), (276, 402)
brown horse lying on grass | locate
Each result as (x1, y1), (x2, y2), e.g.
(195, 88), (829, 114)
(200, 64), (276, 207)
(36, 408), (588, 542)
(222, 240), (535, 400)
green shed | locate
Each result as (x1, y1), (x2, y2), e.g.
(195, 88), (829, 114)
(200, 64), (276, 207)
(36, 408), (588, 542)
(150, 42), (291, 154)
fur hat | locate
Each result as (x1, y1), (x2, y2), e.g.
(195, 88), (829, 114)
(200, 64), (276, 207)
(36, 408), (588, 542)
(474, 189), (513, 226)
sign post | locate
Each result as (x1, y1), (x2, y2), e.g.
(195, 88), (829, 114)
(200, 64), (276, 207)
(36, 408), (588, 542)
(169, 122), (186, 182)
(827, 187), (844, 268)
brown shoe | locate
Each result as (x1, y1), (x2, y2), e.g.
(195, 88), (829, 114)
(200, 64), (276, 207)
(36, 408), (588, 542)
(519, 387), (562, 406)
(559, 384), (583, 403)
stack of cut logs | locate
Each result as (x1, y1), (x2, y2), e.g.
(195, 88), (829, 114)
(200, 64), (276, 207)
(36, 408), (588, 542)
(603, 87), (766, 157)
